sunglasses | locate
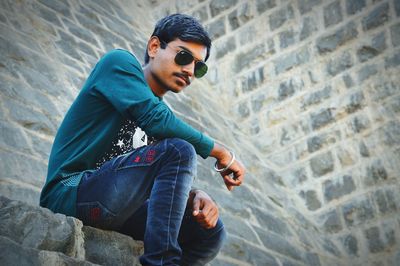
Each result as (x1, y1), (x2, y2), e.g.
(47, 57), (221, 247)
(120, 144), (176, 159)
(161, 41), (208, 78)
(174, 50), (208, 78)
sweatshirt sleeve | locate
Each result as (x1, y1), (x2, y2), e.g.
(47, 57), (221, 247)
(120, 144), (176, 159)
(91, 49), (214, 159)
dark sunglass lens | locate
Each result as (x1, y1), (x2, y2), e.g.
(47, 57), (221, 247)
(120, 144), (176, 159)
(175, 51), (194, 65)
(194, 62), (208, 78)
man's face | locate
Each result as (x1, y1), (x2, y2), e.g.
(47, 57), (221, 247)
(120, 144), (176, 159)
(148, 38), (207, 94)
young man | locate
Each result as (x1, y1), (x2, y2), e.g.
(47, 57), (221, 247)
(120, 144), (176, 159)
(40, 14), (245, 265)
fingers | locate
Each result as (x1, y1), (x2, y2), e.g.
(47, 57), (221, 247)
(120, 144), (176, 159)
(220, 160), (245, 191)
(191, 192), (219, 229)
(195, 206), (218, 228)
(192, 196), (201, 216)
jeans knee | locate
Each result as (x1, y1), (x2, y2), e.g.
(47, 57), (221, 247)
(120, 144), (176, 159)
(166, 138), (197, 165)
(212, 219), (227, 248)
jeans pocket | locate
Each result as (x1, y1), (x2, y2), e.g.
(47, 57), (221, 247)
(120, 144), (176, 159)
(76, 201), (116, 229)
(115, 141), (166, 170)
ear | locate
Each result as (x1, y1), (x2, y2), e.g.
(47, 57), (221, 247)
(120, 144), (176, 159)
(147, 36), (161, 59)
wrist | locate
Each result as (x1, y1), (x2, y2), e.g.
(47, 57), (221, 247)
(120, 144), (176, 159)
(210, 143), (230, 162)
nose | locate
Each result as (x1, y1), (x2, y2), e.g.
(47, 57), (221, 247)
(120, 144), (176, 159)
(181, 61), (195, 78)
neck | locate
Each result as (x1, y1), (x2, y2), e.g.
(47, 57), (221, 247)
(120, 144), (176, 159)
(143, 65), (167, 98)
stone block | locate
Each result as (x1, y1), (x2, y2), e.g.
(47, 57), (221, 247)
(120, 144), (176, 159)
(337, 146), (357, 167)
(206, 17), (226, 41)
(0, 196), (85, 259)
(369, 81), (398, 102)
(274, 46), (310, 74)
(279, 29), (295, 49)
(37, 0), (72, 17)
(191, 7), (208, 22)
(241, 67), (264, 92)
(280, 120), (308, 146)
(310, 151), (334, 177)
(359, 141), (370, 157)
(357, 32), (387, 62)
(221, 234), (278, 265)
(316, 22), (358, 54)
(395, 0), (400, 16)
(0, 13), (7, 23)
(341, 234), (358, 256)
(305, 252), (321, 266)
(256, 0), (276, 14)
(62, 18), (100, 46)
(0, 236), (95, 266)
(220, 213), (260, 244)
(34, 3), (62, 27)
(310, 108), (334, 130)
(287, 167), (308, 186)
(307, 130), (340, 153)
(298, 0), (322, 14)
(327, 51), (353, 76)
(234, 43), (266, 73)
(252, 207), (292, 236)
(324, 0), (343, 28)
(300, 16), (318, 41)
(80, 1), (116, 19)
(374, 188), (397, 214)
(236, 101), (250, 119)
(350, 114), (370, 134)
(364, 226), (385, 253)
(345, 0), (366, 15)
(323, 175), (356, 202)
(0, 179), (40, 206)
(345, 91), (366, 114)
(2, 97), (56, 135)
(391, 23), (400, 47)
(381, 121), (400, 147)
(215, 36), (236, 59)
(83, 226), (142, 265)
(358, 64), (378, 83)
(278, 77), (304, 101)
(301, 86), (332, 111)
(385, 51), (400, 69)
(342, 197), (375, 227)
(342, 74), (355, 88)
(300, 190), (321, 210)
(210, 0), (238, 17)
(251, 92), (266, 112)
(56, 30), (81, 61)
(319, 210), (342, 233)
(321, 237), (341, 257)
(365, 159), (388, 186)
(269, 4), (294, 30)
(362, 3), (389, 31)
(254, 227), (303, 260)
(0, 149), (47, 187)
(228, 3), (253, 30)
(0, 121), (31, 153)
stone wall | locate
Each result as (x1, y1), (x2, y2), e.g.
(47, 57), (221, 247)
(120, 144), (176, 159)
(0, 0), (399, 265)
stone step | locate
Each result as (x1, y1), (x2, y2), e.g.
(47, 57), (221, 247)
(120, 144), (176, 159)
(0, 196), (143, 265)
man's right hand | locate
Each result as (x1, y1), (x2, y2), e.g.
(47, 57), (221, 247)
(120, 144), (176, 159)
(210, 143), (245, 191)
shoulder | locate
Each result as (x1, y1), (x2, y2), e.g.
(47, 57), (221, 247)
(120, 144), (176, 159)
(98, 49), (142, 70)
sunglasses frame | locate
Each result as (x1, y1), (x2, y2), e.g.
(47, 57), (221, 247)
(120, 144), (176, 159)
(174, 50), (208, 78)
(160, 40), (208, 78)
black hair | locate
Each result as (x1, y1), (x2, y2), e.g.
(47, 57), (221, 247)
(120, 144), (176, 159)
(144, 14), (211, 64)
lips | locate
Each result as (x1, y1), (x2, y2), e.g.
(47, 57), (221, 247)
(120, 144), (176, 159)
(174, 73), (190, 86)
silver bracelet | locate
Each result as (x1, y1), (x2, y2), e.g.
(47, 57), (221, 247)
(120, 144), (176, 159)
(214, 151), (235, 172)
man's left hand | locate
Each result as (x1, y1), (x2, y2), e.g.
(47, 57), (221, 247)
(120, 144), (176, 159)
(190, 189), (219, 229)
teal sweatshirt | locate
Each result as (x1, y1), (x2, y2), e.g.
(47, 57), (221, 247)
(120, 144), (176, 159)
(40, 49), (214, 216)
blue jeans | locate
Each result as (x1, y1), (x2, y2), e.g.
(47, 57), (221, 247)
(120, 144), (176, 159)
(76, 138), (226, 265)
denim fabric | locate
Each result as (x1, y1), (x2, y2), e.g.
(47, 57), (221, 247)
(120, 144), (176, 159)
(76, 138), (225, 265)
